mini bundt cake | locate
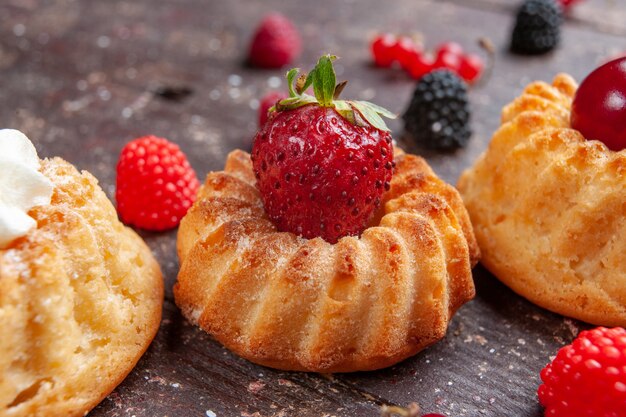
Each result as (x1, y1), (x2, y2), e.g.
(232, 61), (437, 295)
(1, 143), (163, 416)
(175, 147), (479, 372)
(458, 73), (626, 327)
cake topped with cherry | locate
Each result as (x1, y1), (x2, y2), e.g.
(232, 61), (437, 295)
(174, 54), (479, 372)
(458, 60), (626, 328)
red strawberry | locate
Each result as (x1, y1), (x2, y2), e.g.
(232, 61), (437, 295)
(116, 135), (200, 231)
(538, 326), (626, 417)
(258, 91), (288, 127)
(248, 13), (302, 68)
(252, 55), (396, 243)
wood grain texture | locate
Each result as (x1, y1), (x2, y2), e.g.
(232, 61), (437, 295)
(0, 0), (623, 415)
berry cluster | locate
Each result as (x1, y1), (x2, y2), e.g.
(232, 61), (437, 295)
(371, 34), (484, 83)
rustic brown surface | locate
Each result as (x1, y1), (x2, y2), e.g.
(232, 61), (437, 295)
(1, 0), (624, 416)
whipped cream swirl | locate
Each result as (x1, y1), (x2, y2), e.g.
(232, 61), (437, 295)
(0, 129), (53, 249)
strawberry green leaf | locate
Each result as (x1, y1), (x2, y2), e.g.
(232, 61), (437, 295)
(334, 100), (356, 125)
(355, 100), (397, 120)
(349, 100), (390, 132)
(301, 71), (314, 95)
(275, 54), (395, 131)
(275, 95), (317, 111)
(312, 55), (337, 107)
(286, 68), (300, 97)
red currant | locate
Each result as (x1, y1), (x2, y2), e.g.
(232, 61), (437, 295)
(422, 414), (446, 417)
(371, 33), (396, 67)
(407, 53), (434, 80)
(434, 50), (461, 73)
(436, 41), (464, 58)
(570, 57), (626, 151)
(393, 36), (420, 71)
(458, 53), (484, 83)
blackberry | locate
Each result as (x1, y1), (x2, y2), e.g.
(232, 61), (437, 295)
(403, 70), (471, 151)
(511, 0), (563, 55)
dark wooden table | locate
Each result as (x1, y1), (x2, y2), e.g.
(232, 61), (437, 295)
(2, 0), (625, 415)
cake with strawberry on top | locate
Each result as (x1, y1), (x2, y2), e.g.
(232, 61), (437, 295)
(174, 55), (479, 372)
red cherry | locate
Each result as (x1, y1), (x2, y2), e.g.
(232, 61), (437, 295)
(371, 33), (396, 67)
(407, 53), (434, 80)
(436, 41), (464, 58)
(393, 36), (421, 71)
(570, 57), (626, 151)
(434, 50), (462, 72)
(458, 53), (484, 83)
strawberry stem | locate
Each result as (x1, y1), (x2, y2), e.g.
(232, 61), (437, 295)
(272, 54), (397, 132)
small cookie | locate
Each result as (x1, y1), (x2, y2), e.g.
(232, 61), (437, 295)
(0, 158), (163, 417)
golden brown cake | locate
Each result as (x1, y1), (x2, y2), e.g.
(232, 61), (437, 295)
(175, 148), (479, 373)
(458, 74), (626, 327)
(0, 158), (163, 417)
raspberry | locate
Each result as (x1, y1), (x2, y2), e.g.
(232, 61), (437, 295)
(511, 0), (563, 55)
(371, 33), (397, 68)
(403, 70), (472, 150)
(258, 91), (287, 127)
(538, 327), (626, 417)
(252, 55), (395, 243)
(116, 135), (200, 231)
(248, 13), (301, 68)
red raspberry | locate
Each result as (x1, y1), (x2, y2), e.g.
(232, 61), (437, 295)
(259, 91), (287, 127)
(248, 13), (301, 68)
(116, 135), (200, 231)
(538, 327), (626, 417)
(252, 55), (395, 243)
(371, 33), (396, 67)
